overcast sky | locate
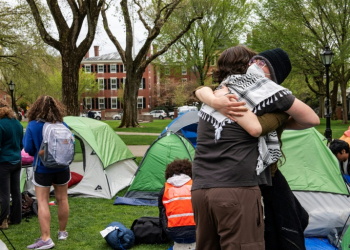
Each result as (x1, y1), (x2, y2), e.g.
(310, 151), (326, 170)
(77, 5), (147, 58)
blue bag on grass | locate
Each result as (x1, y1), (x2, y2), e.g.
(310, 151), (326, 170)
(103, 222), (135, 250)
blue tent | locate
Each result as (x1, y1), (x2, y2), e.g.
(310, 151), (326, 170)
(160, 111), (199, 147)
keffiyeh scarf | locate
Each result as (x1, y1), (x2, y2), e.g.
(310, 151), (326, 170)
(199, 73), (292, 175)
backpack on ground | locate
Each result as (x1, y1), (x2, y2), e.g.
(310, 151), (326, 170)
(22, 192), (38, 218)
(36, 122), (74, 169)
(130, 216), (170, 244)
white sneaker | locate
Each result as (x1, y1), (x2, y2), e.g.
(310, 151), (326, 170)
(58, 231), (68, 240)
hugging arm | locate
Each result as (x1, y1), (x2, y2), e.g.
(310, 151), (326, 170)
(284, 98), (320, 129)
(195, 86), (289, 137)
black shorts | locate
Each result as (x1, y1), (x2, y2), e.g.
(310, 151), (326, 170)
(33, 168), (71, 187)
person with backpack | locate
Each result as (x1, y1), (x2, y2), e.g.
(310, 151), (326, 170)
(0, 99), (23, 230)
(158, 159), (196, 250)
(24, 96), (73, 249)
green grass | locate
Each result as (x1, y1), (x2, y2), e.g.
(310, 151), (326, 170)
(102, 120), (172, 133)
(118, 135), (158, 145)
(315, 118), (349, 139)
(5, 191), (172, 250)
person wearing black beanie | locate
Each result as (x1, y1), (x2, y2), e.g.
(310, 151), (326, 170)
(253, 48), (292, 85)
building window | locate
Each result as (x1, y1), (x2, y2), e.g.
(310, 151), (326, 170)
(149, 96), (151, 107)
(85, 97), (92, 109)
(149, 66), (151, 73)
(110, 64), (116, 73)
(123, 77), (126, 86)
(165, 67), (170, 75)
(111, 78), (117, 89)
(182, 78), (187, 83)
(98, 78), (104, 90)
(123, 64), (127, 73)
(111, 97), (117, 109)
(98, 64), (104, 73)
(98, 98), (105, 109)
(182, 66), (187, 75)
(139, 79), (143, 89)
(84, 65), (91, 73)
(137, 97), (143, 109)
(149, 77), (151, 89)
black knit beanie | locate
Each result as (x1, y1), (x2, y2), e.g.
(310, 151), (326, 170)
(253, 48), (292, 85)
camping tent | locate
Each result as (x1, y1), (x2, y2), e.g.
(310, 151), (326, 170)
(21, 116), (138, 199)
(114, 132), (196, 206)
(280, 128), (350, 237)
(160, 111), (199, 147)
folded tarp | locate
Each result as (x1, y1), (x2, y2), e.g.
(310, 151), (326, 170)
(113, 196), (157, 206)
(305, 238), (335, 250)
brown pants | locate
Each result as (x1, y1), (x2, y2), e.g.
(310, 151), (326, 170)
(191, 186), (265, 250)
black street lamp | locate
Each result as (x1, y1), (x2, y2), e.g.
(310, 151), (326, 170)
(320, 45), (335, 143)
(8, 80), (15, 110)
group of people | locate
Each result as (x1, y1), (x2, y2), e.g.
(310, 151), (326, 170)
(159, 45), (320, 250)
(0, 95), (71, 249)
(1, 44), (322, 250)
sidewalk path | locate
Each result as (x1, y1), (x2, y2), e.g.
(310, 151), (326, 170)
(116, 132), (159, 136)
(116, 132), (159, 156)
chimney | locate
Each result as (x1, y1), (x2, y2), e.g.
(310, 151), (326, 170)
(84, 50), (89, 59)
(94, 46), (99, 57)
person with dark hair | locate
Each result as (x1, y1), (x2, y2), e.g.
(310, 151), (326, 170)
(24, 95), (70, 249)
(87, 109), (94, 118)
(158, 159), (196, 250)
(0, 99), (23, 230)
(329, 139), (350, 177)
(192, 46), (319, 250)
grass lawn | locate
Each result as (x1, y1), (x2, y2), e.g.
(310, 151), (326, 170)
(119, 135), (158, 145)
(314, 118), (349, 139)
(103, 119), (172, 133)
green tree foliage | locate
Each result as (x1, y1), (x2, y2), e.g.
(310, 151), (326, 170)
(159, 0), (252, 86)
(250, 0), (350, 122)
(25, 0), (105, 116)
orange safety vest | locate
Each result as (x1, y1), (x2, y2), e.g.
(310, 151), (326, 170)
(162, 180), (195, 228)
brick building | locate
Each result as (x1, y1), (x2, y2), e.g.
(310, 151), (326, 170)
(80, 46), (198, 118)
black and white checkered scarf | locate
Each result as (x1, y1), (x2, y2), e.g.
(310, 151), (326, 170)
(199, 73), (292, 175)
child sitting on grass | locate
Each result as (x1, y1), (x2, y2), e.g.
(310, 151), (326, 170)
(158, 159), (196, 250)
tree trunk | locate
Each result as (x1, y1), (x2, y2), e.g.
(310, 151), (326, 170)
(340, 81), (348, 124)
(330, 81), (338, 120)
(61, 52), (80, 116)
(319, 94), (325, 118)
(119, 72), (143, 127)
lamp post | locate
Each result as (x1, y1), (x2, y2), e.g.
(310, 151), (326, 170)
(8, 80), (15, 110)
(320, 45), (335, 143)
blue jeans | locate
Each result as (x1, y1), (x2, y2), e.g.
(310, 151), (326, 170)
(0, 161), (22, 224)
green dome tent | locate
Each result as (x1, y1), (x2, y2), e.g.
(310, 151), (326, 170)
(21, 117), (138, 199)
(114, 132), (195, 206)
(280, 128), (350, 237)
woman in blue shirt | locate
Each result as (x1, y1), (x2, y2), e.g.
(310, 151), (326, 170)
(24, 96), (70, 249)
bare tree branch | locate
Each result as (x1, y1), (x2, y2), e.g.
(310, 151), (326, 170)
(25, 0), (61, 50)
(134, 0), (152, 33)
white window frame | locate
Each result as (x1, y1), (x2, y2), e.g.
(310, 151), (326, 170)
(98, 97), (105, 109)
(85, 97), (92, 109)
(123, 64), (127, 73)
(149, 77), (151, 89)
(165, 67), (170, 75)
(84, 64), (91, 73)
(149, 65), (151, 73)
(111, 97), (117, 109)
(123, 77), (126, 86)
(98, 64), (104, 73)
(110, 64), (117, 73)
(111, 78), (117, 90)
(137, 97), (143, 109)
(182, 78), (187, 83)
(139, 79), (143, 89)
(98, 78), (104, 90)
(182, 66), (187, 75)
